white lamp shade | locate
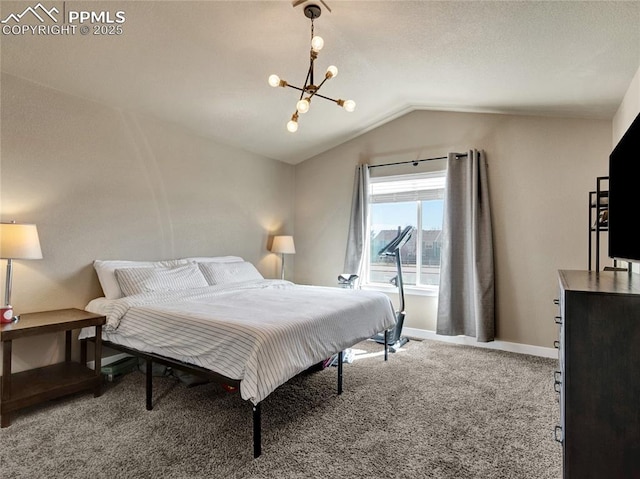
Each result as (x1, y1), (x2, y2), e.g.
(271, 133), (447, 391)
(0, 223), (43, 259)
(271, 235), (296, 254)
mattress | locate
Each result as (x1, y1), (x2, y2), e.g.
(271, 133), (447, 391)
(81, 280), (396, 404)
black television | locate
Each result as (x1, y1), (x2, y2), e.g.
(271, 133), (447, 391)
(608, 112), (640, 263)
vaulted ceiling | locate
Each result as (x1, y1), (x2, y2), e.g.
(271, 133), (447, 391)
(2, 1), (639, 164)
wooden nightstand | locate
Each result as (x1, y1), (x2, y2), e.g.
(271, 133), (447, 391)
(0, 308), (106, 427)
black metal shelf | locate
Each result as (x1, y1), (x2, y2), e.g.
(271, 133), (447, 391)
(588, 176), (609, 272)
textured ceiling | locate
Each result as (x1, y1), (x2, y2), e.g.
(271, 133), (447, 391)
(2, 1), (639, 164)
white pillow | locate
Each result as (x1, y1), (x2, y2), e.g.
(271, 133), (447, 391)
(181, 256), (244, 264)
(198, 261), (264, 286)
(93, 259), (192, 299)
(115, 263), (209, 297)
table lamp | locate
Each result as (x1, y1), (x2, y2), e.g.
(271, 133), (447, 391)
(0, 221), (43, 323)
(271, 235), (295, 280)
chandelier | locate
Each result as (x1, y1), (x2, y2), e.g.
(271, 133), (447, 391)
(268, 3), (356, 133)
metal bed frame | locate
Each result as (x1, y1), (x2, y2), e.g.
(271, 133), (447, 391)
(81, 330), (388, 458)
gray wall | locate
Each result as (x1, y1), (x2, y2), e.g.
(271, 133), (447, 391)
(0, 73), (295, 372)
(293, 109), (612, 349)
(2, 66), (636, 370)
(613, 65), (640, 144)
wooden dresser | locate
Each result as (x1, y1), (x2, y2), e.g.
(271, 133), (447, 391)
(556, 270), (640, 478)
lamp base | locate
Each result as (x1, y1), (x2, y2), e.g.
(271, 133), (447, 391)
(280, 253), (286, 280)
(1, 305), (15, 324)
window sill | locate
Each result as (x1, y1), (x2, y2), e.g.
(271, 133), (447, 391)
(361, 283), (439, 297)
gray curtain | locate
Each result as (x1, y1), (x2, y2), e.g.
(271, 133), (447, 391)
(343, 164), (370, 275)
(436, 150), (495, 342)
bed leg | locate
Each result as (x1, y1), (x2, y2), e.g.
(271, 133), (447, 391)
(337, 351), (343, 395)
(146, 360), (153, 411)
(384, 330), (389, 361)
(253, 403), (261, 458)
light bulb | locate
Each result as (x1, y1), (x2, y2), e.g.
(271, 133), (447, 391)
(287, 119), (298, 132)
(326, 65), (338, 79)
(343, 99), (356, 112)
(296, 99), (310, 114)
(311, 35), (324, 52)
(268, 74), (282, 87)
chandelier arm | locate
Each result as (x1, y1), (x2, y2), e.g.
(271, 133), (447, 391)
(302, 71), (331, 103)
(285, 84), (305, 93)
(301, 61), (314, 100)
(314, 76), (329, 93)
(309, 55), (315, 88)
(312, 91), (340, 103)
(284, 84), (339, 104)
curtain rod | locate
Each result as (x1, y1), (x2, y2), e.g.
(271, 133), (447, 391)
(368, 152), (467, 169)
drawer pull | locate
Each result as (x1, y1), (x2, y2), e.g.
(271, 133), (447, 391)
(554, 316), (563, 325)
(554, 340), (560, 349)
(553, 299), (559, 305)
(554, 370), (562, 381)
(554, 425), (563, 444)
(554, 380), (562, 393)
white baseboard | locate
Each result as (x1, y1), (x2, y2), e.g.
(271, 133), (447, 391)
(86, 352), (133, 370)
(402, 327), (558, 359)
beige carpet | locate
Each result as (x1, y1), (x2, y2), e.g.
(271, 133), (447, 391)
(0, 339), (561, 479)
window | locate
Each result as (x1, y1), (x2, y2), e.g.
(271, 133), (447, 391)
(366, 171), (445, 290)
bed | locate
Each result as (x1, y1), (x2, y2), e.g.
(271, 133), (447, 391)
(79, 256), (397, 457)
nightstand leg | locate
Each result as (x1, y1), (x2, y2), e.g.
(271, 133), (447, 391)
(1, 340), (12, 427)
(94, 326), (103, 397)
(65, 330), (72, 362)
(80, 339), (87, 365)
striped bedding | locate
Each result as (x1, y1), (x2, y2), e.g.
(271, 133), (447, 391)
(81, 280), (396, 404)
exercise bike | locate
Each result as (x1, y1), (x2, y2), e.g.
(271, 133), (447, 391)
(371, 225), (412, 352)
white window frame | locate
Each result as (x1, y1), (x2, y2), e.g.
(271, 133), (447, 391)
(363, 170), (446, 296)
